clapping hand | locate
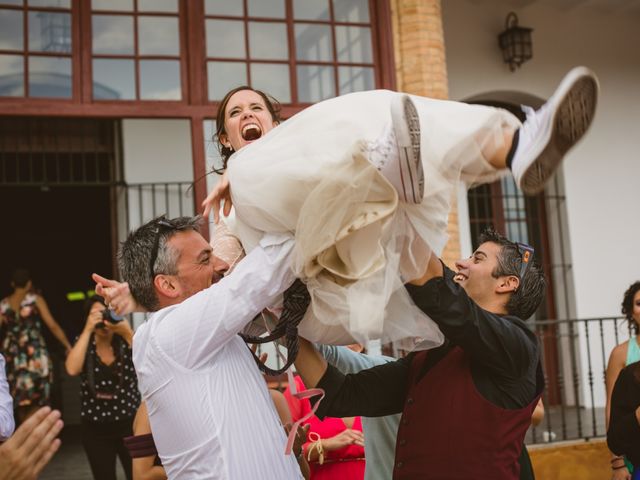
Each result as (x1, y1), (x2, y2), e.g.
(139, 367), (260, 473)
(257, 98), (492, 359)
(0, 407), (63, 480)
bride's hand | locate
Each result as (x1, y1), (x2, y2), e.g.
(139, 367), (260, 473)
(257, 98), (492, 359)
(202, 171), (232, 223)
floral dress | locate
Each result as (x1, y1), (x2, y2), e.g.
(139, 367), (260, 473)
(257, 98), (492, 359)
(0, 293), (52, 407)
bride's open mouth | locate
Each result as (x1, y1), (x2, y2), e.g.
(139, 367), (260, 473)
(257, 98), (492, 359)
(241, 123), (262, 141)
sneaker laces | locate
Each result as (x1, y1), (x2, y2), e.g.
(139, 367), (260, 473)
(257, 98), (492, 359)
(519, 103), (550, 148)
(365, 123), (396, 170)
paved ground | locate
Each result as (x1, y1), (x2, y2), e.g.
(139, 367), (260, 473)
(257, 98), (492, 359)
(40, 425), (127, 480)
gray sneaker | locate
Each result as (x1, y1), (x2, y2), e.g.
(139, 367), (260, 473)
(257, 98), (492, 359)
(381, 94), (424, 204)
(512, 66), (599, 195)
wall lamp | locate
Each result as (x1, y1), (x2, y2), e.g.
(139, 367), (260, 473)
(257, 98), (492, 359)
(498, 12), (533, 71)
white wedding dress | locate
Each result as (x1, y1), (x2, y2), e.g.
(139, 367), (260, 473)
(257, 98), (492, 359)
(222, 89), (520, 347)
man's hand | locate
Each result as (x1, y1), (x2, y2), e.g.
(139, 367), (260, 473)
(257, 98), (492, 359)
(202, 171), (232, 223)
(408, 252), (443, 286)
(0, 407), (63, 480)
(92, 273), (142, 315)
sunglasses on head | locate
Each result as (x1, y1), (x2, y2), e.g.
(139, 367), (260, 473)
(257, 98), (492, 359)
(516, 242), (535, 280)
(149, 216), (191, 278)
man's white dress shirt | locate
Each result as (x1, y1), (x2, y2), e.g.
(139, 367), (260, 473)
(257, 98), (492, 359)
(133, 234), (302, 479)
(0, 354), (15, 441)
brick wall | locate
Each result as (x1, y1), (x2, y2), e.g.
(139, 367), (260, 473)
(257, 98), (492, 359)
(389, 0), (461, 265)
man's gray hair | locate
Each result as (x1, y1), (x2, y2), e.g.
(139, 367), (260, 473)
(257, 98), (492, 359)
(118, 215), (202, 312)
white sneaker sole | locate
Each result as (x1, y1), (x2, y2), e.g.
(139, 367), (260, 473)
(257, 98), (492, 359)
(520, 66), (599, 195)
(390, 94), (424, 203)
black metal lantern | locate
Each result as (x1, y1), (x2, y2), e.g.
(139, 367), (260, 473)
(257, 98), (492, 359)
(498, 12), (533, 71)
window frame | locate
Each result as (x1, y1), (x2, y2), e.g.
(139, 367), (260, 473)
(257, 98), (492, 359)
(201, 0), (391, 105)
(0, 0), (75, 100)
(0, 0), (396, 211)
(86, 4), (187, 102)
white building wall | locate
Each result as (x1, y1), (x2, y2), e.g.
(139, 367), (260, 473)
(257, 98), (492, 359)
(442, 0), (640, 407)
(121, 118), (195, 231)
(122, 119), (193, 184)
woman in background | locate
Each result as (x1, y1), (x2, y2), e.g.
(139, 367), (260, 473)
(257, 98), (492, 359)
(285, 374), (365, 480)
(0, 268), (71, 423)
(608, 360), (640, 480)
(606, 281), (640, 480)
(65, 295), (139, 480)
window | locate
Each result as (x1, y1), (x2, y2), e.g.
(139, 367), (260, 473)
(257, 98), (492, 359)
(1, 1), (393, 108)
(204, 0), (376, 103)
(0, 0), (72, 98)
(90, 0), (183, 101)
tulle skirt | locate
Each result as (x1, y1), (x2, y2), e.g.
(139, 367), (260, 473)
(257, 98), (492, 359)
(225, 89), (520, 347)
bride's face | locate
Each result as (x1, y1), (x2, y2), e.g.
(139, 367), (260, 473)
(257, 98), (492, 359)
(220, 90), (277, 152)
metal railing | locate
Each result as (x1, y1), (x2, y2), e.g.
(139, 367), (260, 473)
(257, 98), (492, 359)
(527, 316), (633, 445)
(120, 181), (195, 232)
(254, 316), (631, 446)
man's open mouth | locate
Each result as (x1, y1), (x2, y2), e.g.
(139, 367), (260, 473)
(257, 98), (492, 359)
(454, 273), (467, 282)
(241, 123), (262, 141)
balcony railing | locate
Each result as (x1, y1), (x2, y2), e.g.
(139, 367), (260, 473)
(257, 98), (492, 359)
(528, 316), (633, 445)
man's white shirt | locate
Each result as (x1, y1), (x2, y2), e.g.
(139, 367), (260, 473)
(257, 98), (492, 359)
(133, 234), (302, 479)
(0, 354), (15, 441)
